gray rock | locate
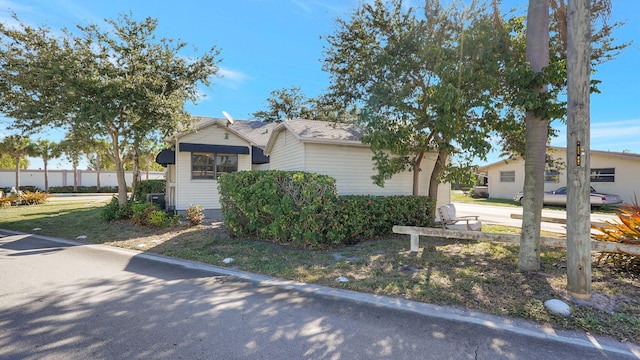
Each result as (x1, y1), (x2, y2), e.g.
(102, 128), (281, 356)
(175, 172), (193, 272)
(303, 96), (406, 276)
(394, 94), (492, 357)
(544, 299), (571, 316)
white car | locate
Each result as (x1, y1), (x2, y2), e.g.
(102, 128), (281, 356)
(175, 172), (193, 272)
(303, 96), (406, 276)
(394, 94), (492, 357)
(514, 186), (623, 207)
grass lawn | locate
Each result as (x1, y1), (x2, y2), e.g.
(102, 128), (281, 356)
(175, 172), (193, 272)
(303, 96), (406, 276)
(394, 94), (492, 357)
(1, 198), (638, 344)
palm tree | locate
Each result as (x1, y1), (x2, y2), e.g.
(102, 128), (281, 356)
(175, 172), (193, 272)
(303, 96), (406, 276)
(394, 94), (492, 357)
(59, 136), (87, 192)
(0, 135), (34, 190)
(32, 139), (61, 191)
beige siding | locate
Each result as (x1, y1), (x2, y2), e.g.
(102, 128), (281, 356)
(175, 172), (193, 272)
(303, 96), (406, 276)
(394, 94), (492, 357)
(302, 143), (450, 208)
(175, 126), (252, 210)
(268, 131), (304, 170)
(483, 150), (640, 203)
(484, 159), (526, 200)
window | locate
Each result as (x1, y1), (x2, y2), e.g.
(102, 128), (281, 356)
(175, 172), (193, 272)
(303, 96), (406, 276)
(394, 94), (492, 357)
(590, 167), (615, 183)
(544, 169), (560, 183)
(191, 153), (238, 180)
(500, 171), (515, 183)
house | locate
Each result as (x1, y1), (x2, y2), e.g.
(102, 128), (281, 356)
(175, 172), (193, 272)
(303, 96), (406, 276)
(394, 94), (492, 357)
(478, 147), (640, 204)
(156, 117), (450, 217)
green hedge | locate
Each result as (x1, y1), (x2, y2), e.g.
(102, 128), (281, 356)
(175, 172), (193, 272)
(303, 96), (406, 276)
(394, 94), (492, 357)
(219, 170), (340, 248)
(48, 186), (121, 193)
(334, 195), (433, 244)
(218, 170), (434, 248)
(133, 179), (167, 202)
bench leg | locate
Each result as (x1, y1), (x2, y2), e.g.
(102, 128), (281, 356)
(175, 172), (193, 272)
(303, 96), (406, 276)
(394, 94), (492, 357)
(410, 234), (419, 252)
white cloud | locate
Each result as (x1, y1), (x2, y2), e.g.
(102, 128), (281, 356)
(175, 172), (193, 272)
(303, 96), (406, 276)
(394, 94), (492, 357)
(215, 67), (250, 90)
(591, 119), (640, 139)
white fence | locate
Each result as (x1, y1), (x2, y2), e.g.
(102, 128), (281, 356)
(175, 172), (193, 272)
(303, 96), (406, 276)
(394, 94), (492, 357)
(0, 169), (165, 191)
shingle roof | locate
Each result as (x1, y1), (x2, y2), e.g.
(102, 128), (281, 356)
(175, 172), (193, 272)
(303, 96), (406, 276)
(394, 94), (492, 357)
(228, 120), (278, 146)
(281, 119), (366, 144)
(184, 116), (277, 147)
(264, 119), (368, 155)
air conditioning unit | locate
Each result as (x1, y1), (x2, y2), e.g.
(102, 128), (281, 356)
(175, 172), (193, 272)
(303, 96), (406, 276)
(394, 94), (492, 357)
(146, 193), (166, 209)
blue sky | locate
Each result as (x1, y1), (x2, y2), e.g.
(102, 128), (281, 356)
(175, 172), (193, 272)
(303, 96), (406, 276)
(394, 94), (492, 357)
(1, 0), (638, 169)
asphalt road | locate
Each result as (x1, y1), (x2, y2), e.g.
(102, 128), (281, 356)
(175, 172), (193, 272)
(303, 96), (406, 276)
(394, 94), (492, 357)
(453, 202), (620, 235)
(1, 231), (638, 359)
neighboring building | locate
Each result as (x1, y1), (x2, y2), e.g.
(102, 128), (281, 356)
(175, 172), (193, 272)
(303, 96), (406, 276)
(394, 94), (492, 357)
(157, 117), (450, 216)
(478, 147), (640, 204)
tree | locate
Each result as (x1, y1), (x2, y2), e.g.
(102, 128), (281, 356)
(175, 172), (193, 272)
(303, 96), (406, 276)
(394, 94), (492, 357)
(32, 139), (61, 191)
(58, 135), (88, 192)
(85, 139), (112, 191)
(0, 13), (221, 205)
(252, 86), (313, 122)
(497, 0), (626, 272)
(0, 154), (28, 169)
(323, 0), (502, 208)
(253, 86), (358, 123)
(518, 0), (550, 271)
(0, 135), (34, 190)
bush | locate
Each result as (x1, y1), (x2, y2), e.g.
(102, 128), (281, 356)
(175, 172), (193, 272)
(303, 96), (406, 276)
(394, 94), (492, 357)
(133, 179), (166, 202)
(0, 197), (12, 208)
(331, 195), (434, 244)
(219, 170), (341, 248)
(592, 194), (640, 273)
(49, 186), (123, 193)
(101, 196), (133, 222)
(219, 170), (434, 248)
(185, 204), (204, 226)
(20, 191), (49, 205)
(130, 202), (160, 227)
(149, 210), (179, 228)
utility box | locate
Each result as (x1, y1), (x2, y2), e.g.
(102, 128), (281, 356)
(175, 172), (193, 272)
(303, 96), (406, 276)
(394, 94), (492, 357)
(146, 193), (166, 209)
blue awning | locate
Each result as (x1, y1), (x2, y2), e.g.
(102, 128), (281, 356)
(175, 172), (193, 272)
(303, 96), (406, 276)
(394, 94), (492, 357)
(179, 143), (250, 154)
(251, 146), (270, 164)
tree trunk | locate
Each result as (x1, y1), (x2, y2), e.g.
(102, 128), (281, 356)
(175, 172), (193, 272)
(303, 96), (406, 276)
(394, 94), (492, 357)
(14, 157), (20, 190)
(428, 146), (448, 218)
(96, 154), (102, 191)
(412, 150), (425, 196)
(111, 133), (128, 205)
(145, 155), (150, 180)
(130, 146), (140, 201)
(566, 0), (592, 298)
(115, 157), (128, 205)
(43, 157), (49, 192)
(72, 163), (78, 192)
(519, 0), (550, 271)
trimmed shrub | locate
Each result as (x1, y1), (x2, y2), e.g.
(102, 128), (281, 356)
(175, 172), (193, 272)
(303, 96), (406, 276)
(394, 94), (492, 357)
(133, 179), (166, 202)
(219, 170), (340, 248)
(49, 186), (121, 193)
(331, 195), (434, 244)
(219, 170), (434, 248)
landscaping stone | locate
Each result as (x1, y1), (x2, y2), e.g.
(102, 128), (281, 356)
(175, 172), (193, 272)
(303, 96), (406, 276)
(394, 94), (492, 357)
(76, 235), (87, 240)
(335, 276), (349, 283)
(223, 257), (234, 264)
(544, 299), (571, 316)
